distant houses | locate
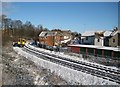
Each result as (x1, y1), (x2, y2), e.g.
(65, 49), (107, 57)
(67, 27), (120, 62)
(81, 27), (119, 47)
(38, 27), (119, 48)
(109, 28), (120, 47)
(38, 29), (73, 47)
(80, 30), (112, 46)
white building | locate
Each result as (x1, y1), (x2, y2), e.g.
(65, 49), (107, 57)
(94, 31), (112, 46)
(81, 31), (95, 45)
(81, 30), (112, 46)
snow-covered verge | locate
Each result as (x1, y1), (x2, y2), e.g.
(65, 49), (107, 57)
(14, 47), (119, 85)
(2, 47), (67, 85)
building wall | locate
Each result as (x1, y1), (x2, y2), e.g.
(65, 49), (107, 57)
(69, 46), (80, 53)
(39, 37), (45, 44)
(68, 45), (120, 58)
(109, 33), (118, 47)
(81, 36), (95, 45)
(94, 35), (104, 46)
(45, 36), (54, 46)
(94, 38), (103, 46)
(39, 36), (54, 46)
(55, 32), (64, 46)
(104, 37), (110, 46)
(94, 35), (111, 47)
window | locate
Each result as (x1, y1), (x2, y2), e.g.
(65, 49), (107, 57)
(97, 39), (100, 42)
(86, 37), (88, 40)
(113, 39), (115, 43)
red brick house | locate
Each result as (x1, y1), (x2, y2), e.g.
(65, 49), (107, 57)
(39, 30), (64, 46)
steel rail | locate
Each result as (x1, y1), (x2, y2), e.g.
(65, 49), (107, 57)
(22, 45), (120, 84)
(25, 45), (120, 75)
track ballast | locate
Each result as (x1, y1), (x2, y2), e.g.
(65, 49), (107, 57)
(23, 44), (120, 84)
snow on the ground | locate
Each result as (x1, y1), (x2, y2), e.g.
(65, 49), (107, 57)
(2, 47), (67, 85)
(14, 46), (119, 85)
(26, 43), (119, 71)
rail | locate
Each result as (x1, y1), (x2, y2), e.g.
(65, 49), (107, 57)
(23, 44), (120, 84)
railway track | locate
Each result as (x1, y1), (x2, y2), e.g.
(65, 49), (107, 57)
(25, 44), (120, 74)
(23, 44), (120, 84)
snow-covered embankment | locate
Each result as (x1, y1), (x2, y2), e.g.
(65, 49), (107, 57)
(13, 47), (118, 85)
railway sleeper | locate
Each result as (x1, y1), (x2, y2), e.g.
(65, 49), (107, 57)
(26, 45), (120, 75)
(24, 46), (120, 84)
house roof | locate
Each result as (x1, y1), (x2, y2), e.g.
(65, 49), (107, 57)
(39, 31), (57, 37)
(82, 30), (105, 37)
(103, 31), (112, 37)
(82, 30), (112, 37)
(95, 31), (112, 37)
(46, 32), (57, 36)
(39, 31), (48, 37)
(82, 31), (95, 36)
(110, 30), (119, 36)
